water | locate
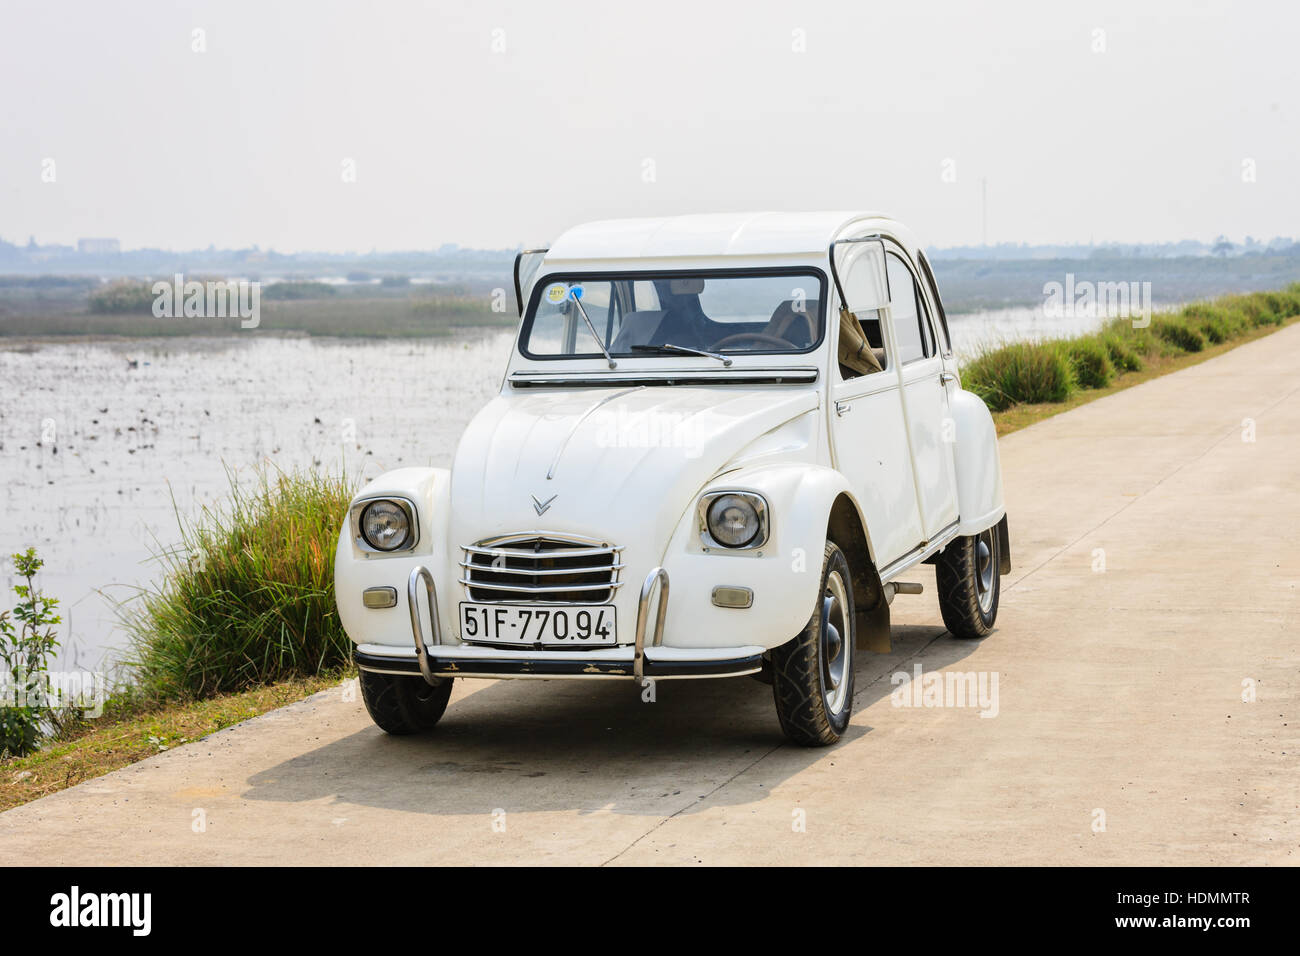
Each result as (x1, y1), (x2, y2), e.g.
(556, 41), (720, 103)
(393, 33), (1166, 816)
(0, 306), (1111, 668)
(945, 303), (1161, 359)
(0, 332), (511, 670)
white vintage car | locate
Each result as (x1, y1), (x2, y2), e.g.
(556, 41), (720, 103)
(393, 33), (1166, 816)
(335, 212), (1009, 746)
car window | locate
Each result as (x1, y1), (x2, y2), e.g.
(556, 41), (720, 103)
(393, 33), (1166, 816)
(916, 250), (952, 354)
(527, 281), (626, 355)
(918, 291), (936, 357)
(521, 272), (825, 358)
(886, 253), (931, 364)
(833, 243), (889, 380)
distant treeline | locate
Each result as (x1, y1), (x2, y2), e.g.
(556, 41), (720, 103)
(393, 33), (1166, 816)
(2, 249), (1297, 335)
(930, 249), (1300, 311)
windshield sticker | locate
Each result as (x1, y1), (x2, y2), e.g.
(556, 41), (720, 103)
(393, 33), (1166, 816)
(545, 283), (567, 304)
(569, 285), (584, 301)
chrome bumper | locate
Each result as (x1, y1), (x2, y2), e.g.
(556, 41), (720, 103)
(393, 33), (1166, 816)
(376, 564), (760, 681)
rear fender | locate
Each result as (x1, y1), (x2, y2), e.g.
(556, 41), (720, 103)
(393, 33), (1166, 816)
(950, 387), (1006, 535)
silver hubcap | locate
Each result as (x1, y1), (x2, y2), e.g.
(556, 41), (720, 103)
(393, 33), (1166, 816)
(975, 529), (997, 614)
(820, 570), (851, 715)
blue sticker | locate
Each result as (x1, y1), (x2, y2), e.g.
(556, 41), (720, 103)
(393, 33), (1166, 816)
(569, 285), (584, 301)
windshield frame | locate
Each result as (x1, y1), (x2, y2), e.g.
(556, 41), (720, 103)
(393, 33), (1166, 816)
(517, 266), (829, 363)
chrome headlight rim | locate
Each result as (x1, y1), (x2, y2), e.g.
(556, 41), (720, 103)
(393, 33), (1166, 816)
(351, 495), (419, 554)
(698, 490), (770, 551)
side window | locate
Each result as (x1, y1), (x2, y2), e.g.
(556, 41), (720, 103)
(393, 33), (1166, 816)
(918, 292), (936, 357)
(886, 253), (931, 364)
(916, 251), (952, 355)
(832, 239), (890, 381)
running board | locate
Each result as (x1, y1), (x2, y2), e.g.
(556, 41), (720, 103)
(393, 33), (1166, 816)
(878, 521), (961, 583)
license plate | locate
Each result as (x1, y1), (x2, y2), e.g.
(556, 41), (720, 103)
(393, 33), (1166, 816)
(458, 603), (617, 647)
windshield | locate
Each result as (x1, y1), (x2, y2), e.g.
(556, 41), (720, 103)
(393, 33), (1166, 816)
(520, 270), (825, 359)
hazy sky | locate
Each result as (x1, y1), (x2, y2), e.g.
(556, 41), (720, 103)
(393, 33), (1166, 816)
(2, 0), (1296, 252)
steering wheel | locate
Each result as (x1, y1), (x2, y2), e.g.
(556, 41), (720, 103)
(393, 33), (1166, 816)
(710, 332), (795, 350)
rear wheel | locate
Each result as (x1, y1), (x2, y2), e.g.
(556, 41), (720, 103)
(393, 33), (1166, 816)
(771, 541), (856, 746)
(936, 526), (1001, 639)
(359, 670), (453, 735)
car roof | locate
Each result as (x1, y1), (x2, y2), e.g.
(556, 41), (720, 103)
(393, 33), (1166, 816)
(545, 211), (901, 261)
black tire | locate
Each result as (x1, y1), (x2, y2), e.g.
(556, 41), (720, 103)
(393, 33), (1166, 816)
(359, 670), (453, 735)
(936, 526), (1001, 639)
(771, 541), (856, 747)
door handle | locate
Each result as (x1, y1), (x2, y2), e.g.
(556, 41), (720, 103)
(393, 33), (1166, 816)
(835, 400), (853, 417)
(939, 371), (957, 386)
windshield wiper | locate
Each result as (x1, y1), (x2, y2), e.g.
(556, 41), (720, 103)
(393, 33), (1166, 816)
(629, 343), (733, 366)
(568, 292), (616, 368)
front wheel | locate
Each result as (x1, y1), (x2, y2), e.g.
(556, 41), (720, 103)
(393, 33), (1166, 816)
(935, 526), (1001, 639)
(771, 541), (856, 746)
(359, 670), (453, 735)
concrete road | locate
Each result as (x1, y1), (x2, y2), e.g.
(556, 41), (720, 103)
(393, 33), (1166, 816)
(3, 326), (1298, 866)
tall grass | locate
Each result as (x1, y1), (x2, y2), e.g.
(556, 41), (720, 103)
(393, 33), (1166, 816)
(961, 341), (1076, 409)
(1061, 337), (1116, 389)
(122, 467), (356, 701)
(962, 284), (1300, 410)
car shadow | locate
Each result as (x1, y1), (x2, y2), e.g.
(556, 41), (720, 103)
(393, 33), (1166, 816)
(243, 623), (983, 816)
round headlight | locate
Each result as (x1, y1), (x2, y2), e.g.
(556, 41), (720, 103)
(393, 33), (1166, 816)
(706, 494), (761, 548)
(360, 500), (411, 552)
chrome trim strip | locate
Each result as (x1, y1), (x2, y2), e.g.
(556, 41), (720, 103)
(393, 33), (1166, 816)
(463, 543), (621, 559)
(357, 667), (760, 682)
(458, 578), (622, 594)
(878, 519), (961, 583)
(511, 370), (820, 389)
(457, 560), (626, 576)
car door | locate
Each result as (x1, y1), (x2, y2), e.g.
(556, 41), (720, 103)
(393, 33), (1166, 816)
(828, 238), (925, 568)
(886, 248), (959, 541)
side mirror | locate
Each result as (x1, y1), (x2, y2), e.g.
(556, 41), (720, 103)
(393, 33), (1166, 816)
(513, 249), (549, 316)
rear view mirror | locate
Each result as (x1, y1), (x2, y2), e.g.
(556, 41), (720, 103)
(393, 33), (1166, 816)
(513, 249), (549, 316)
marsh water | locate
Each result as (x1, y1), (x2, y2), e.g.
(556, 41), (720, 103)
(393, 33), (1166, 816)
(0, 305), (1118, 667)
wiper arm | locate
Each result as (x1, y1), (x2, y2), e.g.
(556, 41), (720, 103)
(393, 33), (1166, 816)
(568, 291), (616, 368)
(629, 343), (733, 366)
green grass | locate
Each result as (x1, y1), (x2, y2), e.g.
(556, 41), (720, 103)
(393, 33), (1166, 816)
(1061, 337), (1116, 389)
(1151, 316), (1206, 353)
(120, 467), (357, 700)
(964, 284), (1300, 410)
(959, 341), (1076, 410)
(1098, 331), (1144, 372)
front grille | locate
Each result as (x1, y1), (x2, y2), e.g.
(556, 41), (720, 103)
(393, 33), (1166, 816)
(460, 535), (623, 604)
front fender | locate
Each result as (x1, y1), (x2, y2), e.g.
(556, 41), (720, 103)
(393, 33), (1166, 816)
(334, 467), (454, 648)
(656, 463), (863, 651)
(950, 387), (1006, 535)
